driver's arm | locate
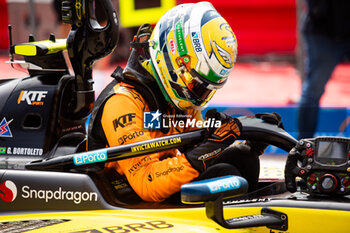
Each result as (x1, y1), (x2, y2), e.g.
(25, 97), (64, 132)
(101, 89), (199, 202)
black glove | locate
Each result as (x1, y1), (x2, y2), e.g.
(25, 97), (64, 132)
(255, 112), (284, 129)
(185, 109), (242, 172)
(247, 112), (285, 155)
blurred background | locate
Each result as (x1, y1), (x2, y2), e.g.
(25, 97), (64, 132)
(0, 0), (349, 154)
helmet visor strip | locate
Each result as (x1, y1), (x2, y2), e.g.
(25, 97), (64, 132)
(174, 55), (225, 106)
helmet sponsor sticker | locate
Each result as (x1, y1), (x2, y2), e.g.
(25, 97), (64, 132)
(73, 150), (107, 166)
(113, 113), (136, 131)
(175, 20), (188, 56)
(17, 90), (48, 105)
(0, 118), (13, 138)
(169, 38), (176, 54)
(0, 180), (17, 202)
(191, 32), (203, 52)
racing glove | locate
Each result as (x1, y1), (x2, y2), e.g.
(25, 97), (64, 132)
(247, 112), (284, 155)
(185, 109), (242, 172)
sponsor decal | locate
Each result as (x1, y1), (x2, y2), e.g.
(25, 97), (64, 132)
(175, 20), (188, 56)
(148, 174), (153, 182)
(21, 186), (98, 204)
(0, 219), (71, 233)
(191, 32), (202, 52)
(144, 111), (221, 129)
(0, 147), (6, 154)
(219, 68), (230, 76)
(143, 110), (161, 129)
(207, 177), (241, 193)
(0, 118), (13, 138)
(62, 124), (83, 133)
(128, 156), (152, 175)
(113, 113), (136, 131)
(17, 90), (48, 105)
(169, 38), (176, 54)
(155, 166), (184, 178)
(70, 221), (174, 233)
(2, 220), (69, 232)
(73, 150), (107, 166)
(198, 148), (222, 160)
(111, 179), (129, 191)
(6, 147), (43, 156)
(131, 137), (182, 153)
(118, 130), (144, 145)
(0, 180), (17, 202)
(214, 40), (232, 65)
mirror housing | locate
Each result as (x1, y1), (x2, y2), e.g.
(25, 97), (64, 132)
(181, 176), (288, 231)
(181, 175), (248, 204)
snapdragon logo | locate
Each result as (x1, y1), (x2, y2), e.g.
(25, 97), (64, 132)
(143, 110), (222, 129)
(22, 186), (98, 204)
(0, 180), (17, 202)
(73, 150), (107, 166)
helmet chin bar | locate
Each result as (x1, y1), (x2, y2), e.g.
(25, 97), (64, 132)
(62, 0), (119, 118)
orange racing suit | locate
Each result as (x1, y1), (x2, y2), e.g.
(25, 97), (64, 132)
(100, 82), (201, 202)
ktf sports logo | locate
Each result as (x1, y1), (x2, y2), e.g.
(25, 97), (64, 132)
(17, 90), (48, 105)
(0, 180), (17, 202)
(143, 110), (161, 129)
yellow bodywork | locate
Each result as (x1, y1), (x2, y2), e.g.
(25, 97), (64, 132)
(13, 39), (67, 56)
(1, 205), (350, 233)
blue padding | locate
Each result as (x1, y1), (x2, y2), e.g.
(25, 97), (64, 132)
(181, 175), (248, 203)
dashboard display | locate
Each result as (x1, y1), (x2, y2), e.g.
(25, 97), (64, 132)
(316, 141), (348, 165)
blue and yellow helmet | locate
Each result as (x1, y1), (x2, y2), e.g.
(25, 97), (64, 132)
(148, 2), (237, 110)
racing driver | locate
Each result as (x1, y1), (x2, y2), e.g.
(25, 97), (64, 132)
(88, 2), (283, 202)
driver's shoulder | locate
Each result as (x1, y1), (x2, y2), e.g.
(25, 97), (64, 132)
(109, 83), (147, 110)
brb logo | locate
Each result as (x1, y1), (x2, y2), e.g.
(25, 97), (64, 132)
(17, 90), (48, 105)
(0, 180), (17, 202)
(143, 110), (161, 129)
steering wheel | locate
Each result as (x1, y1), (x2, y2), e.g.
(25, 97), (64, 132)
(284, 139), (311, 193)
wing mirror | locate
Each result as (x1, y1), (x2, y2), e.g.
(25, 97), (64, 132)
(181, 176), (288, 231)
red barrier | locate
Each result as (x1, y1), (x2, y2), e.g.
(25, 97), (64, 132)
(180, 0), (297, 55)
(0, 0), (9, 50)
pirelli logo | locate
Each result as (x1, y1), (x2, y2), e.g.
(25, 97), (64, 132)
(131, 137), (182, 153)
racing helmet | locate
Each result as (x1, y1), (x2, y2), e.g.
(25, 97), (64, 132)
(148, 2), (237, 110)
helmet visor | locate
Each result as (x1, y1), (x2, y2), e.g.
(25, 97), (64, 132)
(178, 69), (218, 107)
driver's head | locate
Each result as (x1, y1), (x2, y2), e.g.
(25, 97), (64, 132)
(148, 2), (237, 110)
